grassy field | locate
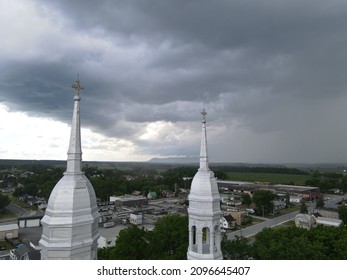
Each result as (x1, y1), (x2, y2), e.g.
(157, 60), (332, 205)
(226, 172), (311, 185)
(0, 209), (17, 220)
(0, 240), (12, 250)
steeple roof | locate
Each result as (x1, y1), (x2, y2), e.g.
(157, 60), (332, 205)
(39, 79), (99, 260)
(189, 109), (220, 198)
(66, 79), (84, 174)
(199, 109), (209, 171)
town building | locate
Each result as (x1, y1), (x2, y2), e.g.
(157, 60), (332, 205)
(187, 110), (223, 260)
(227, 210), (248, 226)
(110, 195), (148, 207)
(18, 212), (44, 228)
(39, 79), (99, 260)
(294, 214), (313, 229)
(130, 212), (143, 225)
(9, 245), (29, 260)
(0, 222), (19, 240)
(147, 191), (158, 200)
(315, 207), (339, 219)
(220, 215), (236, 232)
(315, 216), (342, 227)
(217, 181), (321, 200)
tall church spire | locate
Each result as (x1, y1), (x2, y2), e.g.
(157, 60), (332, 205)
(39, 78), (99, 260)
(187, 109), (223, 260)
(66, 79), (84, 174)
(199, 109), (209, 170)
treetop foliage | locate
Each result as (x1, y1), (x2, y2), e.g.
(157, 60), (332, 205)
(223, 225), (347, 260)
(252, 190), (277, 216)
(0, 193), (10, 209)
(98, 214), (188, 260)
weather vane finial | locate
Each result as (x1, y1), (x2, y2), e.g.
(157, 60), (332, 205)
(71, 73), (84, 97)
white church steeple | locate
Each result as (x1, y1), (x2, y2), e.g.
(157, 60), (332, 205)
(187, 109), (223, 260)
(66, 79), (84, 174)
(39, 78), (100, 260)
(199, 109), (209, 170)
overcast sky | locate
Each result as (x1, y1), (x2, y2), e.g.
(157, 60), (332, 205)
(1, 0), (347, 164)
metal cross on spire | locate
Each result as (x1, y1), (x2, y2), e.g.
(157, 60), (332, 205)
(71, 74), (84, 98)
(201, 108), (207, 123)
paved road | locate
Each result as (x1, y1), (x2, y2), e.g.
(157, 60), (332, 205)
(227, 194), (347, 240)
(226, 210), (300, 239)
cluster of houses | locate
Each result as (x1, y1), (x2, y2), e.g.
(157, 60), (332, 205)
(17, 194), (47, 211)
(217, 180), (321, 202)
(0, 169), (35, 193)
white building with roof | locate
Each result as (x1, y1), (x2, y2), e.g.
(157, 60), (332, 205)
(294, 214), (313, 229)
(130, 212), (143, 225)
(315, 217), (342, 227)
(39, 79), (99, 260)
(187, 110), (223, 260)
(0, 222), (19, 240)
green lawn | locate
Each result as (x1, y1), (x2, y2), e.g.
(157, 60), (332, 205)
(0, 209), (17, 220)
(7, 194), (35, 211)
(279, 205), (300, 215)
(0, 240), (12, 250)
(250, 216), (265, 223)
(226, 172), (311, 185)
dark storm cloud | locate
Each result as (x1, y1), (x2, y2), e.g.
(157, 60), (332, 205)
(2, 0), (347, 161)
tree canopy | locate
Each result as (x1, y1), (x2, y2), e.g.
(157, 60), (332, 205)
(299, 199), (308, 214)
(99, 217), (347, 260)
(338, 205), (347, 224)
(108, 225), (150, 260)
(0, 193), (10, 210)
(98, 214), (188, 260)
(221, 235), (252, 260)
(241, 193), (252, 206)
(252, 190), (277, 216)
(316, 197), (325, 208)
(222, 225), (347, 260)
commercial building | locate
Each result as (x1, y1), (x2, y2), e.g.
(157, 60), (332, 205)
(110, 195), (148, 207)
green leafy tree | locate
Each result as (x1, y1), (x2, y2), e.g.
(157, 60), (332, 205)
(338, 205), (347, 224)
(252, 227), (323, 259)
(0, 193), (10, 210)
(98, 214), (188, 260)
(316, 197), (325, 208)
(221, 235), (252, 260)
(97, 247), (112, 260)
(106, 225), (150, 260)
(252, 190), (277, 216)
(241, 193), (252, 206)
(149, 214), (188, 259)
(250, 224), (347, 260)
(300, 199), (308, 214)
(285, 192), (290, 208)
(12, 187), (24, 197)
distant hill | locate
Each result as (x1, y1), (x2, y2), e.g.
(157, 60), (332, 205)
(1, 158), (347, 173)
(148, 157), (199, 164)
(0, 159), (66, 168)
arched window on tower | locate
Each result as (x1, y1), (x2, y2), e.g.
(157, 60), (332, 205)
(191, 225), (197, 252)
(202, 227), (210, 254)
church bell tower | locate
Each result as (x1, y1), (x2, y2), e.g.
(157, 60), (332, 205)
(187, 109), (223, 260)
